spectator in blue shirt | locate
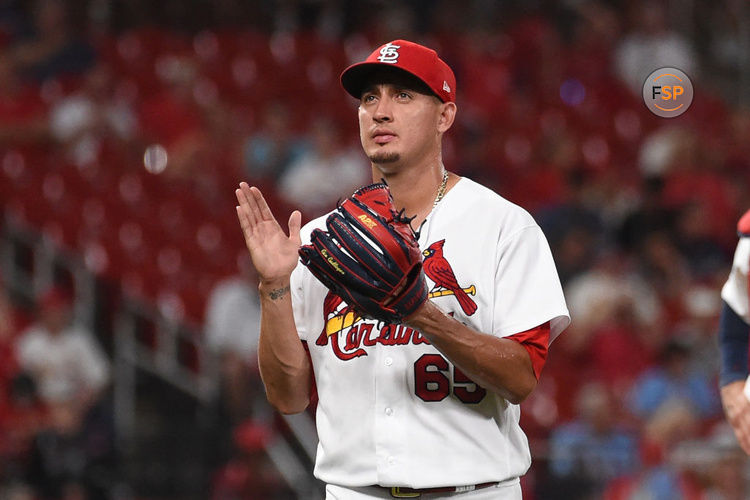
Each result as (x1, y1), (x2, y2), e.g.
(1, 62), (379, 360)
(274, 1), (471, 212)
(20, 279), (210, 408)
(547, 383), (639, 498)
(629, 339), (720, 420)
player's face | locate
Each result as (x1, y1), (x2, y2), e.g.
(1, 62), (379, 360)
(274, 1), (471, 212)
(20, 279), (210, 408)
(358, 71), (454, 169)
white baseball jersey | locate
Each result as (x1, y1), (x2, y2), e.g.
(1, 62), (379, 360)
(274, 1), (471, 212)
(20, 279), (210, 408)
(290, 177), (570, 489)
(722, 236), (750, 323)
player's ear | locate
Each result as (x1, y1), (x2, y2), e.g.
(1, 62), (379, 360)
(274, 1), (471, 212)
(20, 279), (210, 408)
(436, 101), (456, 134)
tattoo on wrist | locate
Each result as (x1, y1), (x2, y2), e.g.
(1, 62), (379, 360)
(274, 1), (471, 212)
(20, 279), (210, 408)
(267, 285), (290, 300)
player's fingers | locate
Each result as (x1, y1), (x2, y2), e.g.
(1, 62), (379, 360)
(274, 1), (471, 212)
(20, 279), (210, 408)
(239, 182), (264, 225)
(250, 186), (275, 221)
(288, 210), (302, 245)
(235, 187), (259, 227)
(235, 205), (252, 236)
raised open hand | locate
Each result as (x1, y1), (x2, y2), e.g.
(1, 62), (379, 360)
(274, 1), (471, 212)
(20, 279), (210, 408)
(235, 183), (302, 284)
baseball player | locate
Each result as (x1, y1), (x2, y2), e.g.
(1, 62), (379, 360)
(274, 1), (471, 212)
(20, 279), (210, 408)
(235, 40), (570, 499)
(719, 208), (750, 454)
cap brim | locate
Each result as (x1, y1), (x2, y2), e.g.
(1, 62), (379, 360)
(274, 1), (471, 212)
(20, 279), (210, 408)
(340, 62), (439, 101)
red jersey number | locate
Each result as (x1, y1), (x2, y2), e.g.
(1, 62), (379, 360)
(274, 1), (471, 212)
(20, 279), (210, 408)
(414, 354), (487, 404)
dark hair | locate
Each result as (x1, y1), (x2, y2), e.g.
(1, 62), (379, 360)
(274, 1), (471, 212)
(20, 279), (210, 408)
(659, 339), (691, 364)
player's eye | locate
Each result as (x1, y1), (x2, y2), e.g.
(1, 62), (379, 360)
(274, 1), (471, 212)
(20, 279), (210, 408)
(395, 91), (411, 100)
(361, 93), (377, 104)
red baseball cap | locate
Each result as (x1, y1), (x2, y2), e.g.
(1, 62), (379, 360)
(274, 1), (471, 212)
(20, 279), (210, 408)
(340, 40), (456, 103)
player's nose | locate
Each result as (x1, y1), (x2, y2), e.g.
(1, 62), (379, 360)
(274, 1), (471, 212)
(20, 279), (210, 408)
(372, 97), (393, 122)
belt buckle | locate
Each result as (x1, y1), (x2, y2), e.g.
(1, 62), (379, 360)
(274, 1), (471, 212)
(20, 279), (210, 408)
(390, 487), (421, 498)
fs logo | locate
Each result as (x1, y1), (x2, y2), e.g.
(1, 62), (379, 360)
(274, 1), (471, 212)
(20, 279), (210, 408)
(642, 67), (693, 118)
(377, 42), (401, 64)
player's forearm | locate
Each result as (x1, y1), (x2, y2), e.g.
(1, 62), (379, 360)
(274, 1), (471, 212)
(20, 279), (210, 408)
(257, 279), (312, 414)
(406, 301), (537, 405)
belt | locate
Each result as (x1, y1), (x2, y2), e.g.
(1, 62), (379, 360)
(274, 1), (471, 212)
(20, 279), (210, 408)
(381, 482), (498, 498)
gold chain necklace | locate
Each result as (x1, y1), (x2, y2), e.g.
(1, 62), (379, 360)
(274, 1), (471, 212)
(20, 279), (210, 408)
(433, 170), (449, 207)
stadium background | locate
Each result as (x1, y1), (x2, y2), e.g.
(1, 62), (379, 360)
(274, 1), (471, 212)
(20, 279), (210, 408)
(1, 0), (749, 498)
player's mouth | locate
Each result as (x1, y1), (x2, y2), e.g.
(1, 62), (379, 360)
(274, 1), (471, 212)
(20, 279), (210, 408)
(372, 129), (397, 145)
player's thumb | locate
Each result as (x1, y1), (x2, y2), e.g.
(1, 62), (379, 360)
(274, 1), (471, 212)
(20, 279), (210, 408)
(288, 210), (302, 244)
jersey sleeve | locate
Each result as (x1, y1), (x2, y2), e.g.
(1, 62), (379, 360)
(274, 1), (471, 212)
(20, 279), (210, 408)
(721, 237), (750, 323)
(493, 225), (570, 342)
(505, 321), (550, 378)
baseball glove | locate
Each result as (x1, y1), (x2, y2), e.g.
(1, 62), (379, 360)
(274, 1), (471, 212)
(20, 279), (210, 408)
(298, 183), (428, 324)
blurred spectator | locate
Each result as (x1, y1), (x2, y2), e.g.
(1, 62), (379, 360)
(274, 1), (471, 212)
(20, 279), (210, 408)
(14, 287), (109, 409)
(210, 421), (295, 500)
(0, 279), (19, 387)
(604, 400), (703, 499)
(537, 169), (605, 284)
(566, 0), (622, 81)
(9, 0), (95, 83)
(0, 2), (27, 46)
(724, 108), (750, 181)
(672, 201), (730, 278)
(0, 482), (35, 500)
(706, 0), (746, 101)
(698, 425), (749, 500)
(0, 373), (46, 479)
(652, 125), (736, 250)
(614, 0), (695, 94)
(13, 287), (115, 499)
(564, 251), (662, 353)
(203, 256), (270, 477)
(617, 176), (676, 254)
(204, 256), (267, 425)
(0, 282), (43, 480)
(205, 256), (261, 366)
(0, 54), (48, 147)
(49, 63), (138, 168)
(278, 117), (369, 217)
(242, 101), (309, 184)
(138, 55), (209, 181)
(26, 398), (116, 500)
(628, 339), (720, 421)
(676, 283), (723, 378)
(547, 383), (639, 499)
(633, 232), (691, 321)
(665, 424), (750, 500)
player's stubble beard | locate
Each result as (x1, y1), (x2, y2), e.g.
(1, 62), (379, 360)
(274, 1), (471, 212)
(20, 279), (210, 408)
(368, 151), (400, 164)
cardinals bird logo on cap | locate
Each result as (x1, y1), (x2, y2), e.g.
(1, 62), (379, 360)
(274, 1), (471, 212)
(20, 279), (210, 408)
(377, 42), (401, 64)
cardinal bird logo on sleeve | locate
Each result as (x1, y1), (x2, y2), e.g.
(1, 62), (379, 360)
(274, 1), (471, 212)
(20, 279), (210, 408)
(422, 239), (478, 316)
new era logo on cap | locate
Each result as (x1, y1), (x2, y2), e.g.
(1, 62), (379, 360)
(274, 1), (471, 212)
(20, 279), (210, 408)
(340, 40), (456, 103)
